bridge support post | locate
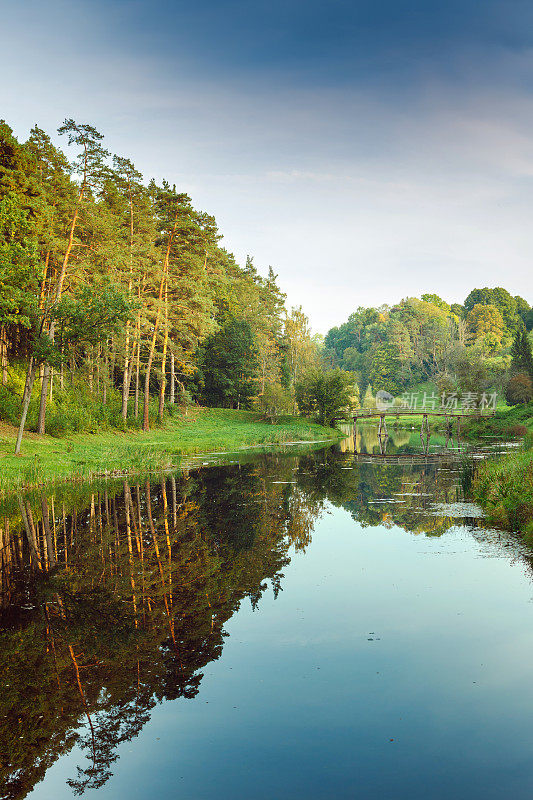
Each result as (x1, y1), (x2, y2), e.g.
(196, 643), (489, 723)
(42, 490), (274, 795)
(378, 414), (388, 439)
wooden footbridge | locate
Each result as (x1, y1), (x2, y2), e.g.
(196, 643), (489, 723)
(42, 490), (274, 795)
(335, 408), (495, 439)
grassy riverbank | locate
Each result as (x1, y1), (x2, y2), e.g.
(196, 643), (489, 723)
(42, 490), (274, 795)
(462, 403), (533, 535)
(472, 445), (533, 536)
(0, 408), (341, 494)
(463, 401), (533, 440)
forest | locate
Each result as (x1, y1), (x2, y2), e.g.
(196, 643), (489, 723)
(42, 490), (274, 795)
(0, 119), (319, 452)
(2, 117), (533, 462)
(324, 289), (533, 404)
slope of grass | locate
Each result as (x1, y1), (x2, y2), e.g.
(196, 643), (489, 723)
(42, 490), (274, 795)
(462, 401), (533, 441)
(472, 444), (533, 535)
(0, 408), (341, 494)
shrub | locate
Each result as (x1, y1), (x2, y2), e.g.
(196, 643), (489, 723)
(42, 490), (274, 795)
(0, 384), (20, 425)
(509, 424), (528, 437)
(46, 411), (72, 437)
(436, 373), (459, 400)
(295, 369), (354, 426)
(254, 383), (293, 423)
(505, 373), (533, 405)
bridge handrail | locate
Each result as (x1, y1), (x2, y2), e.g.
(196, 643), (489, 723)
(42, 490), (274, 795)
(335, 408), (495, 420)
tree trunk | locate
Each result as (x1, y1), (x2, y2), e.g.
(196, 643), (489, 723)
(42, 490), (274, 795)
(15, 358), (38, 455)
(0, 325), (8, 386)
(143, 207), (179, 431)
(37, 362), (51, 434)
(134, 340), (140, 418)
(121, 349), (131, 420)
(109, 338), (115, 398)
(38, 251), (50, 310)
(169, 353), (175, 404)
(17, 182), (84, 449)
(121, 191), (135, 420)
(158, 280), (169, 419)
(143, 299), (164, 431)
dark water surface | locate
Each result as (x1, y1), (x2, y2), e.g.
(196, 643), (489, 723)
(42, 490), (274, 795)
(2, 438), (533, 799)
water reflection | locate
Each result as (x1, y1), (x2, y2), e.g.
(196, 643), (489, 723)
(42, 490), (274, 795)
(337, 422), (466, 456)
(0, 450), (529, 798)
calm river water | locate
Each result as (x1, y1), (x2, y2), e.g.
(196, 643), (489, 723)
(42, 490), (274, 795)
(1, 428), (533, 799)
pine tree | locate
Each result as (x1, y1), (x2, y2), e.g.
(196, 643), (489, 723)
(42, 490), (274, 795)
(15, 120), (109, 453)
(511, 329), (533, 381)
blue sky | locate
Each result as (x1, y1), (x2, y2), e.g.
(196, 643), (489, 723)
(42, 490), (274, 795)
(2, 0), (533, 331)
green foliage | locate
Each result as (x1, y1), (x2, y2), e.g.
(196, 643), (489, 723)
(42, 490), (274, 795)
(295, 368), (354, 426)
(367, 343), (402, 393)
(199, 316), (259, 408)
(505, 373), (533, 406)
(325, 288), (531, 409)
(511, 329), (533, 380)
(473, 449), (533, 534)
(0, 383), (21, 425)
(464, 286), (522, 334)
(466, 303), (506, 353)
(463, 400), (533, 441)
(0, 118), (322, 449)
(436, 372), (459, 399)
(448, 346), (488, 394)
(421, 293), (450, 312)
(254, 383), (294, 423)
(0, 182), (41, 330)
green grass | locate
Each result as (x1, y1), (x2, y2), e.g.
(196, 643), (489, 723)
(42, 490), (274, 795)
(0, 407), (341, 494)
(472, 445), (533, 536)
(462, 401), (533, 440)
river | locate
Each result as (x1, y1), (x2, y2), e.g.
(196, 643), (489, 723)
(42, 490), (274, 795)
(1, 426), (532, 799)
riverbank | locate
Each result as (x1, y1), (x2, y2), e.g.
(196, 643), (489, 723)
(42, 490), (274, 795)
(463, 401), (533, 440)
(0, 408), (341, 494)
(464, 403), (533, 535)
(472, 446), (533, 536)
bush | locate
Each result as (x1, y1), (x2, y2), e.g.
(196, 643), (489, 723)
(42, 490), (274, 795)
(436, 373), (459, 400)
(254, 383), (293, 423)
(509, 424), (528, 437)
(0, 384), (20, 425)
(46, 411), (73, 437)
(295, 369), (354, 426)
(506, 373), (533, 405)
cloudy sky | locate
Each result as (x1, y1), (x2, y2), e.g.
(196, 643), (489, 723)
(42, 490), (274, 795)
(2, 0), (533, 331)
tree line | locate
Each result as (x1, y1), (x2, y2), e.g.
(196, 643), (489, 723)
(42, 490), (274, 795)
(324, 288), (533, 404)
(0, 119), (319, 451)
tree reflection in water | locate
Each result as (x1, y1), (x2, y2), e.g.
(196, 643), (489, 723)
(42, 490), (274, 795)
(0, 449), (524, 798)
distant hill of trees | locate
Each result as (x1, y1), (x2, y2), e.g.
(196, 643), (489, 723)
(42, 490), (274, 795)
(324, 289), (532, 399)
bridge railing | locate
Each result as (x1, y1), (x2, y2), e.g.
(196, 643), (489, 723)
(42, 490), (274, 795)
(334, 407), (496, 421)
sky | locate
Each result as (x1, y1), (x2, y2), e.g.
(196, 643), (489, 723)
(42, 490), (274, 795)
(1, 0), (533, 332)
